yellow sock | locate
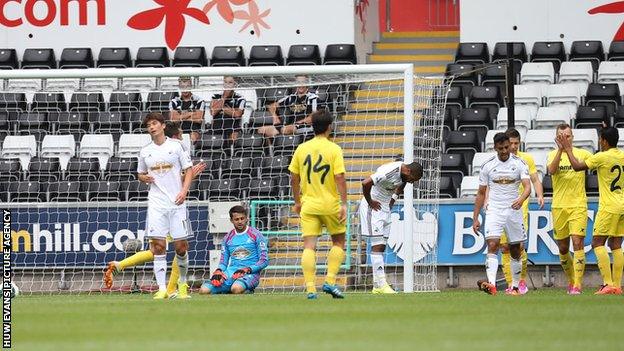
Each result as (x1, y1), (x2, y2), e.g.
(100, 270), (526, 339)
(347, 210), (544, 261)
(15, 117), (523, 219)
(559, 252), (574, 285)
(301, 248), (317, 293)
(501, 252), (512, 286)
(326, 246), (345, 286)
(573, 250), (586, 289)
(520, 249), (528, 280)
(167, 256), (180, 295)
(594, 246), (614, 286)
(611, 248), (623, 288)
(119, 250), (154, 270)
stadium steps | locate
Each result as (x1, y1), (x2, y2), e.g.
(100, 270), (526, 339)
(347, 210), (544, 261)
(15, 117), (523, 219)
(367, 31), (459, 76)
(333, 135), (403, 149)
(259, 275), (348, 290)
(342, 147), (402, 157)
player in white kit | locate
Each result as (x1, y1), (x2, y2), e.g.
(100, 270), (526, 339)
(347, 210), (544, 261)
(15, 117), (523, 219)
(138, 113), (195, 299)
(473, 132), (531, 295)
(360, 161), (423, 294)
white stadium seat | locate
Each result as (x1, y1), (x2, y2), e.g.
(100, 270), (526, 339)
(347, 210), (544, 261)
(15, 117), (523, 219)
(530, 150), (549, 180)
(520, 62), (555, 85)
(460, 176), (480, 198)
(558, 62), (593, 95)
(514, 84), (542, 116)
(597, 61), (624, 93)
(121, 77), (157, 91)
(40, 135), (76, 170)
(525, 129), (556, 152)
(545, 84), (582, 113)
(534, 107), (572, 130)
(0, 135), (37, 169)
(117, 134), (151, 158)
(496, 107), (533, 135)
(45, 78), (81, 92)
(83, 78), (118, 92)
(182, 133), (192, 156)
(571, 128), (598, 153)
(618, 129), (624, 148)
(79, 134), (115, 170)
(6, 78), (42, 92)
(471, 152), (496, 176)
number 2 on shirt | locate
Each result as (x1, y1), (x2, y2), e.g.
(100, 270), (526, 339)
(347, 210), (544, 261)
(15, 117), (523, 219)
(611, 165), (623, 192)
(303, 154), (330, 184)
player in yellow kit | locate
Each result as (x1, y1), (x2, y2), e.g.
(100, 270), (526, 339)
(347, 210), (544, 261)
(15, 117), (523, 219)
(289, 110), (348, 299)
(499, 128), (544, 294)
(559, 127), (624, 295)
(547, 124), (592, 294)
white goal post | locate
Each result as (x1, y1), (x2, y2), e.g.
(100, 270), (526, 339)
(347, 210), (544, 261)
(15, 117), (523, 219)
(2, 64), (446, 294)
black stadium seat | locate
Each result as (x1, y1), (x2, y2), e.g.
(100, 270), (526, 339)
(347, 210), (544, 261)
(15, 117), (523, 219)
(32, 93), (67, 112)
(18, 112), (48, 133)
(259, 155), (291, 176)
(616, 106), (624, 127)
(66, 157), (100, 182)
(146, 91), (177, 111)
(246, 178), (277, 198)
(7, 181), (43, 202)
(249, 45), (284, 66)
(97, 47), (132, 68)
(47, 181), (83, 202)
(123, 181), (149, 201)
(542, 175), (553, 196)
(22, 48), (56, 69)
(481, 64), (507, 96)
(441, 153), (468, 190)
(446, 63), (478, 94)
(105, 157), (137, 181)
(287, 44), (321, 65)
(0, 93), (27, 111)
(607, 41), (624, 61)
(27, 157), (61, 182)
(0, 159), (21, 182)
(439, 176), (457, 198)
(48, 112), (88, 134)
(91, 111), (125, 134)
(455, 42), (489, 65)
(492, 42), (527, 77)
(83, 181), (122, 201)
(324, 44), (357, 65)
(570, 40), (604, 71)
(233, 134), (265, 157)
(444, 130), (481, 164)
(173, 46), (208, 67)
(531, 41), (566, 73)
(59, 48), (94, 68)
(585, 83), (621, 116)
(109, 92), (142, 112)
(273, 135), (302, 154)
(208, 178), (241, 200)
(136, 47), (170, 67)
(586, 174), (599, 196)
(0, 49), (18, 69)
(69, 92), (105, 112)
(221, 157), (255, 178)
(457, 107), (493, 141)
(211, 46), (246, 66)
(575, 106), (608, 129)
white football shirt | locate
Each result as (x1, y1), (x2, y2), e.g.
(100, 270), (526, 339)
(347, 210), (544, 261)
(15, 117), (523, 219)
(370, 161), (404, 208)
(137, 137), (193, 209)
(479, 154), (530, 209)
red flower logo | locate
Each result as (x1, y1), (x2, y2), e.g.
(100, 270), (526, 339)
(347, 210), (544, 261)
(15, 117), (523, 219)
(203, 0), (252, 24)
(589, 1), (624, 41)
(128, 0), (210, 50)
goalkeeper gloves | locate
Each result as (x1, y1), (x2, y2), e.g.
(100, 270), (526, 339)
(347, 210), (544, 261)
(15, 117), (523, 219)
(231, 267), (252, 280)
(210, 269), (227, 287)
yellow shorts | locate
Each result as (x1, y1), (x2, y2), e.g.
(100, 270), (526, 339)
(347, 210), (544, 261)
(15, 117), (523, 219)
(500, 211), (529, 245)
(593, 210), (624, 237)
(300, 212), (346, 237)
(552, 207), (587, 240)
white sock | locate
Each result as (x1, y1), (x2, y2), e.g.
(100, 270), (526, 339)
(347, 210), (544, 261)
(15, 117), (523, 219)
(370, 252), (387, 288)
(153, 254), (167, 291)
(176, 253), (189, 284)
(485, 254), (498, 285)
(511, 258), (522, 288)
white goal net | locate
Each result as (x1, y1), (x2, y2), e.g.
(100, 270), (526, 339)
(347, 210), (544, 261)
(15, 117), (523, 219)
(2, 65), (447, 294)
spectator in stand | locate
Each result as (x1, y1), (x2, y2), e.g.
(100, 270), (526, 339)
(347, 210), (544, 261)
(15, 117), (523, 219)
(209, 76), (246, 141)
(169, 77), (205, 143)
(257, 75), (319, 139)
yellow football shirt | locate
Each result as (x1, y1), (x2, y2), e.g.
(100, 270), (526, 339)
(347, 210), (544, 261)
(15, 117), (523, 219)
(288, 136), (346, 215)
(547, 147), (592, 209)
(585, 148), (624, 214)
(517, 151), (536, 212)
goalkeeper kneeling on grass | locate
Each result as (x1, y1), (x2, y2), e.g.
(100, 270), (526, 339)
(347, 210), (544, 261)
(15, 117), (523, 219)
(200, 205), (269, 295)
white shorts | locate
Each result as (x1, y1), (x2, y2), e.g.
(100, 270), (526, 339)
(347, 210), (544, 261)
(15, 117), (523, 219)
(146, 206), (192, 241)
(484, 207), (526, 244)
(359, 198), (391, 244)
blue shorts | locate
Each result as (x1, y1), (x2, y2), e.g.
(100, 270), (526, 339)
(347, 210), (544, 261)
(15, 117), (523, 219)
(201, 273), (261, 294)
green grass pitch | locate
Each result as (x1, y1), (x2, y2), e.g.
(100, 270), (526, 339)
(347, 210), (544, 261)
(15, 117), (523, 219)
(12, 289), (624, 351)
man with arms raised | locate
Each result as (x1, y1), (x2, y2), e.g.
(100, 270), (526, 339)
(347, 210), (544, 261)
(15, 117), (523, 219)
(558, 127), (624, 294)
(474, 132), (531, 295)
(547, 124), (592, 294)
(360, 161), (423, 293)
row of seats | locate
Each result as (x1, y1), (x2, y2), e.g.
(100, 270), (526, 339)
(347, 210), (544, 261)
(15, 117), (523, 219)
(0, 44), (357, 69)
(454, 40), (623, 71)
(0, 176), (291, 203)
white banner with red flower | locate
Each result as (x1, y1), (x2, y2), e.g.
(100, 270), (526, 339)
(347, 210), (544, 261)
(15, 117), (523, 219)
(461, 0), (624, 49)
(0, 0), (356, 55)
